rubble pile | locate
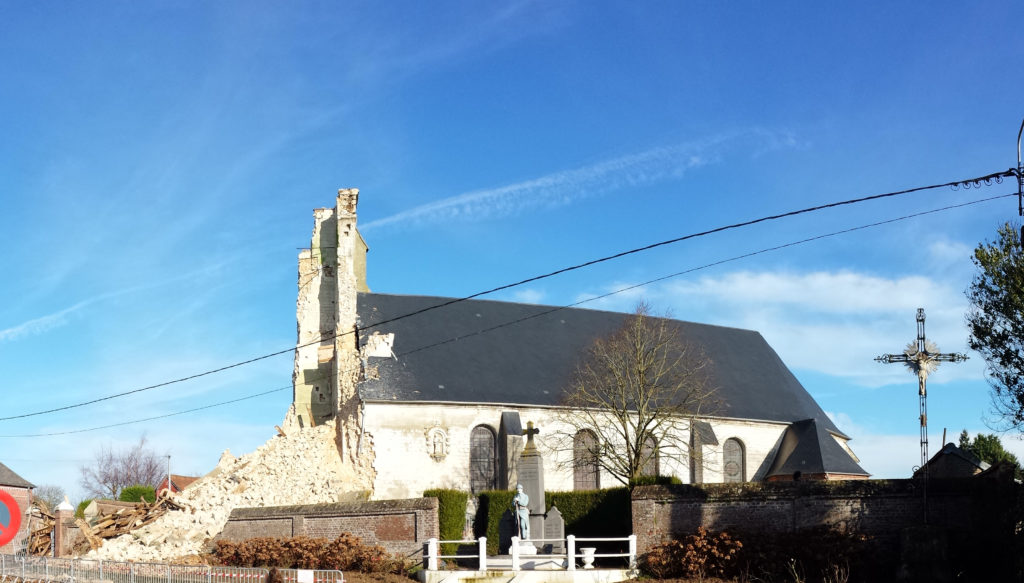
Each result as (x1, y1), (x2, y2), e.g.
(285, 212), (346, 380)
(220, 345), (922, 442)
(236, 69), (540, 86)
(74, 495), (187, 554)
(88, 417), (358, 562)
(27, 501), (56, 556)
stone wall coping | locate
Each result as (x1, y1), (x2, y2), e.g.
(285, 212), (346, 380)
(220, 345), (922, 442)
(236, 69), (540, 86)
(631, 477), (1008, 502)
(229, 497), (437, 519)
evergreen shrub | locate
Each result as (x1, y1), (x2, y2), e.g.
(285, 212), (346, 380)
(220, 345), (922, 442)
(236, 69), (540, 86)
(475, 489), (515, 555)
(75, 499), (92, 519)
(423, 488), (469, 555)
(475, 487), (631, 555)
(118, 485), (156, 504)
(629, 475), (682, 487)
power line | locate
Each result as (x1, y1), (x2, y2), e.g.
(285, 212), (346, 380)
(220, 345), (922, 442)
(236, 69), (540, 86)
(399, 192), (1015, 356)
(8, 191), (1010, 438)
(0, 386), (290, 438)
(1, 172), (1010, 422)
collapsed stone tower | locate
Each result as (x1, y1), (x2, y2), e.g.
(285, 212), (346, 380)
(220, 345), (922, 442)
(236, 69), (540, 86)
(289, 188), (370, 462)
(88, 190), (377, 561)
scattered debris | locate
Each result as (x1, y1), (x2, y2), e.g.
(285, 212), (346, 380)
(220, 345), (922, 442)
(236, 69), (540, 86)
(86, 411), (372, 562)
(27, 501), (55, 556)
(74, 494), (188, 554)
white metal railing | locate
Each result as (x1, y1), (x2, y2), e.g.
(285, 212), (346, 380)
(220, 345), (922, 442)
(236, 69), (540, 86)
(423, 534), (636, 572)
(423, 537), (488, 571)
(0, 555), (343, 583)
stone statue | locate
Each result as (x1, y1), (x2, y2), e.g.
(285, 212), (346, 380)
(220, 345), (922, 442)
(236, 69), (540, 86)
(512, 483), (530, 540)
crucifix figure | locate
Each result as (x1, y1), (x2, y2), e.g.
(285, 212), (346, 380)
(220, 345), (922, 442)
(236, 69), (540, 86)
(875, 308), (968, 471)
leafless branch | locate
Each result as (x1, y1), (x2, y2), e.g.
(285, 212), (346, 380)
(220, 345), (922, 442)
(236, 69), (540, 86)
(78, 436), (166, 500)
(553, 302), (719, 486)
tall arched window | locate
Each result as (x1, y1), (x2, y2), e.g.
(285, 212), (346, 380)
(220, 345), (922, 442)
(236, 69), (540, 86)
(640, 436), (659, 477)
(470, 425), (497, 492)
(573, 430), (600, 490)
(723, 438), (745, 483)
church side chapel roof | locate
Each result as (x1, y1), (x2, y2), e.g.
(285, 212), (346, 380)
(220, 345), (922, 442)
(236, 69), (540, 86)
(0, 461), (33, 489)
(765, 418), (869, 478)
(356, 292), (845, 436)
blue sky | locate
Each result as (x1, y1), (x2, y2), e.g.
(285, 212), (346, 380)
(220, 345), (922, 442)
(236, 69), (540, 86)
(2, 2), (1023, 501)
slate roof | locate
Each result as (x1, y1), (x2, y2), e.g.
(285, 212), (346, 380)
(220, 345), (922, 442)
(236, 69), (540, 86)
(356, 293), (845, 436)
(765, 418), (869, 478)
(0, 461), (33, 489)
(913, 443), (989, 478)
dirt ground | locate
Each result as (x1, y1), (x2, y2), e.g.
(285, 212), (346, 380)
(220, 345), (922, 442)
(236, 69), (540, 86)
(341, 575), (726, 583)
(341, 574), (419, 583)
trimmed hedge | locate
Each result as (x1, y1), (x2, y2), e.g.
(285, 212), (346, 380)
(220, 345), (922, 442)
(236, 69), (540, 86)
(475, 487), (631, 555)
(629, 474), (682, 487)
(118, 485), (156, 504)
(423, 489), (469, 555)
(547, 487), (631, 537)
(475, 490), (516, 555)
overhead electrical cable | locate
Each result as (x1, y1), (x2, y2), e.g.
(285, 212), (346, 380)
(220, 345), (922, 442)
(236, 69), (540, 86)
(0, 386), (290, 437)
(6, 191), (1010, 437)
(1, 172), (1011, 423)
(397, 192), (1015, 355)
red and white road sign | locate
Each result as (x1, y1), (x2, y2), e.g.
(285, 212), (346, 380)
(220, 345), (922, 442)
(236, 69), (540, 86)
(0, 490), (22, 547)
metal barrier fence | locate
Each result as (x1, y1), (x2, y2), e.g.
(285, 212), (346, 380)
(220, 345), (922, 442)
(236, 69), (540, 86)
(0, 556), (342, 583)
(275, 569), (343, 583)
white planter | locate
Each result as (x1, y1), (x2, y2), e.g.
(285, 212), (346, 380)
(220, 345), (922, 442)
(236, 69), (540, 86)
(580, 547), (596, 570)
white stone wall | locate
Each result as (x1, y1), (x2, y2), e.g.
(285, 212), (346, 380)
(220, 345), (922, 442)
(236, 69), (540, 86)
(696, 419), (789, 483)
(363, 401), (792, 498)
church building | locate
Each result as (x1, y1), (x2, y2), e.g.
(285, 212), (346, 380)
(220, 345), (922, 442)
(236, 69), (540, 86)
(287, 190), (868, 500)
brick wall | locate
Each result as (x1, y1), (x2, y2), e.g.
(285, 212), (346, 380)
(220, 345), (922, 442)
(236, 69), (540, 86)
(631, 478), (1013, 555)
(217, 497), (438, 558)
(0, 485), (32, 555)
(59, 518), (80, 557)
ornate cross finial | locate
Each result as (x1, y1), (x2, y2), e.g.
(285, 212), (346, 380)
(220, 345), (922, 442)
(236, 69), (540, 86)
(875, 308), (968, 471)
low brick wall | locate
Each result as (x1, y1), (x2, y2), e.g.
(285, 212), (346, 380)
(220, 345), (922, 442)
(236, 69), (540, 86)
(217, 498), (438, 558)
(0, 485), (32, 555)
(631, 478), (1015, 554)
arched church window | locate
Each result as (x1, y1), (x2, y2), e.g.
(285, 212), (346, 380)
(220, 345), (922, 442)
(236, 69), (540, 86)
(573, 429), (600, 490)
(723, 438), (745, 483)
(470, 425), (497, 492)
(640, 436), (659, 477)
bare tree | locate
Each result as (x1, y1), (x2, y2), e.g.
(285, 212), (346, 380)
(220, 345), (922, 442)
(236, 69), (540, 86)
(555, 302), (717, 486)
(78, 436), (166, 499)
(32, 484), (66, 512)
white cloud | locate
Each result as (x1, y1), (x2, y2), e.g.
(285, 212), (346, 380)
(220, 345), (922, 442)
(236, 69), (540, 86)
(573, 268), (982, 386)
(844, 432), (921, 478)
(510, 288), (546, 305)
(667, 270), (957, 314)
(928, 239), (972, 265)
(362, 130), (798, 232)
(0, 263), (228, 344)
(0, 301), (89, 342)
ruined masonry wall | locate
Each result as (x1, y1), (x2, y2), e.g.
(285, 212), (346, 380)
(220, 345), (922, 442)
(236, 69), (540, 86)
(293, 207), (339, 428)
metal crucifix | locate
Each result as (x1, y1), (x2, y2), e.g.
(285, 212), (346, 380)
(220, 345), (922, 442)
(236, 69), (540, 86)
(875, 308), (968, 472)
